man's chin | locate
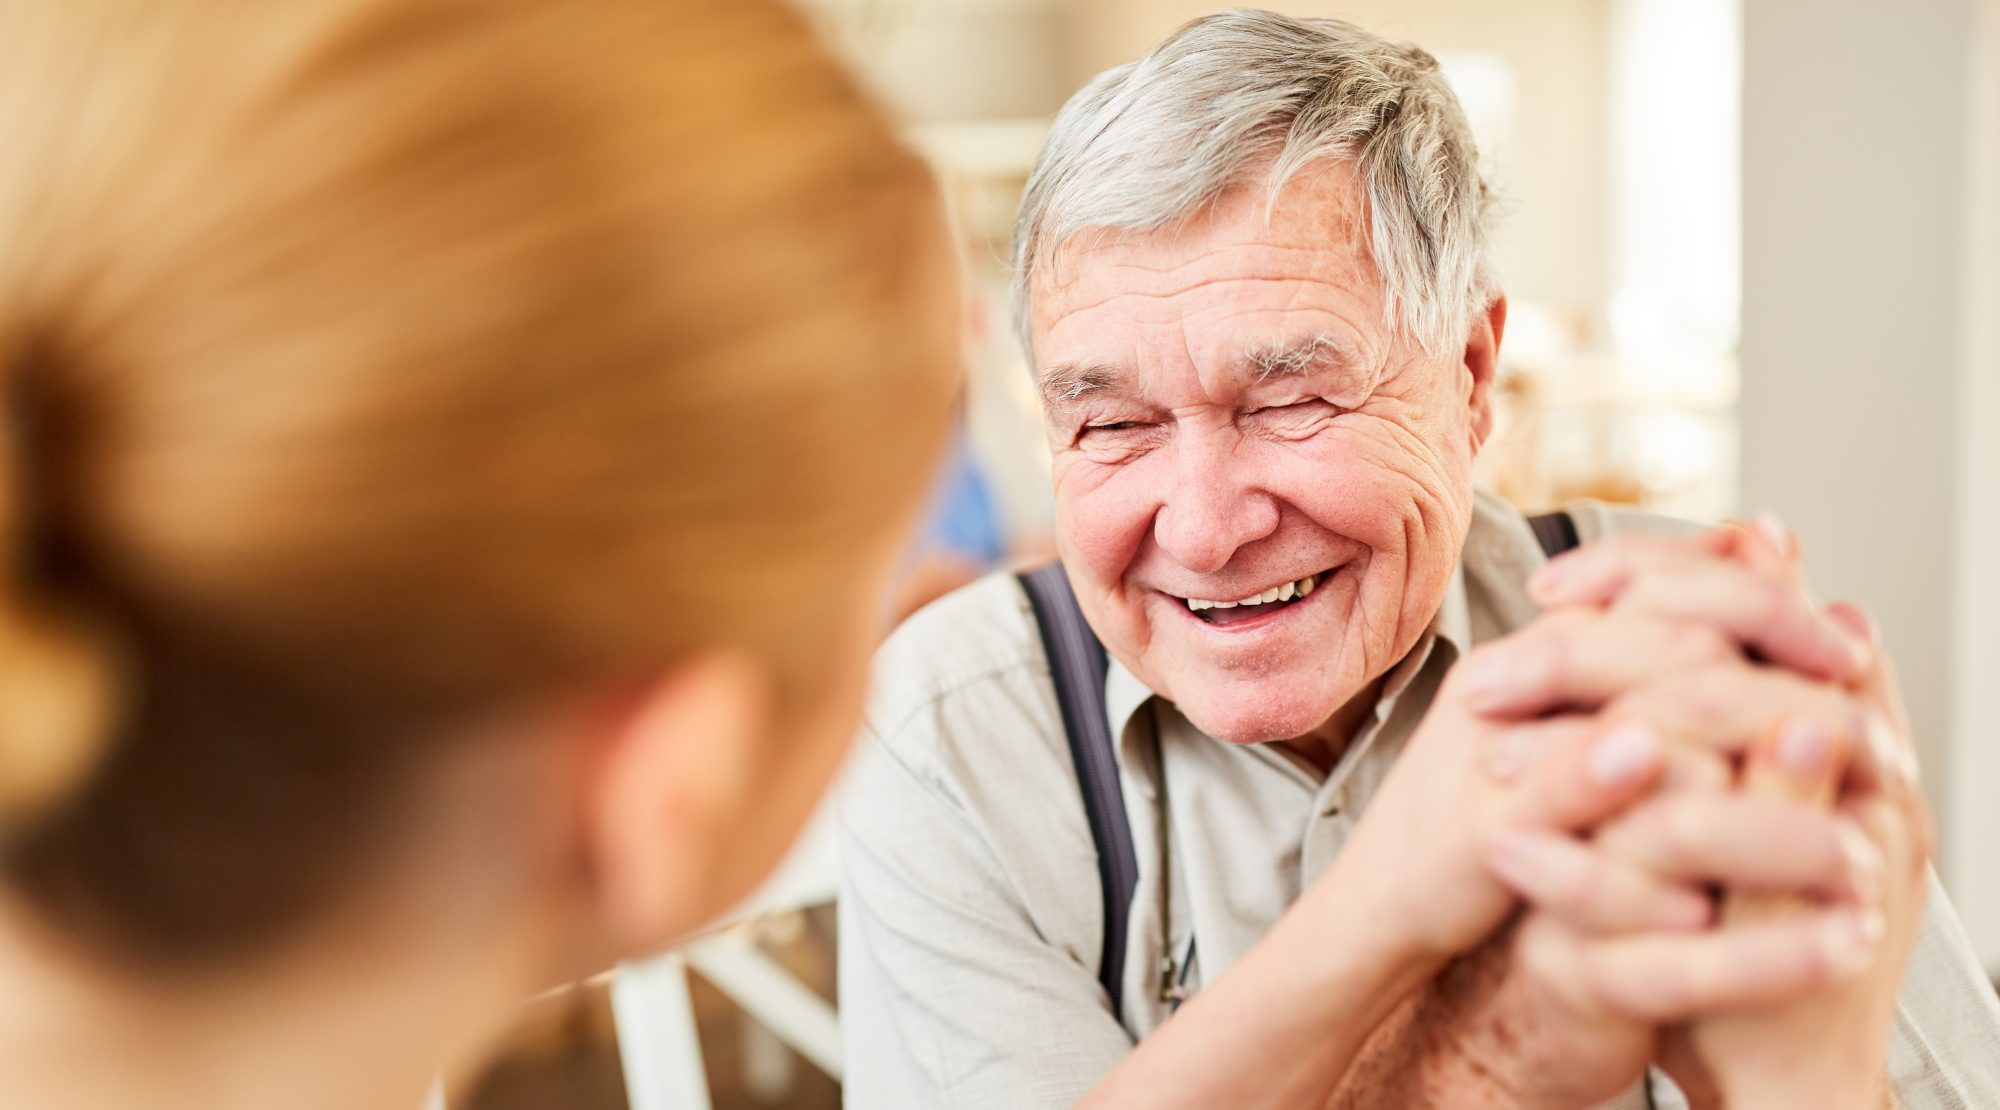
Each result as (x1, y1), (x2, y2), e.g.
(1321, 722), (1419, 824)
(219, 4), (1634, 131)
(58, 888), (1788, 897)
(1171, 688), (1341, 747)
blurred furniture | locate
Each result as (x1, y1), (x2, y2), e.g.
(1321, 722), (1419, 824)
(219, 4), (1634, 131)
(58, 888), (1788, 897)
(611, 800), (845, 1110)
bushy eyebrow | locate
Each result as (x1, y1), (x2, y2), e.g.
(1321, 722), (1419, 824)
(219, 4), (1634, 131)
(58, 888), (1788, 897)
(1244, 331), (1367, 383)
(1036, 331), (1368, 409)
(1036, 361), (1123, 406)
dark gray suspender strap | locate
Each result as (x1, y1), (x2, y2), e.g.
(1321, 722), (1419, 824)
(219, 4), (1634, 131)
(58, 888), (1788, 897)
(1017, 562), (1139, 1021)
(1018, 509), (1576, 1027)
(1528, 509), (1581, 560)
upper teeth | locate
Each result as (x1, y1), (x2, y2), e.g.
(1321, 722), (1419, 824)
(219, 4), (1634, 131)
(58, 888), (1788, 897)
(1185, 573), (1319, 611)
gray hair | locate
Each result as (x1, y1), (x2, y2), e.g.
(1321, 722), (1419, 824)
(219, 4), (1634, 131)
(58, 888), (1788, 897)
(1012, 9), (1495, 357)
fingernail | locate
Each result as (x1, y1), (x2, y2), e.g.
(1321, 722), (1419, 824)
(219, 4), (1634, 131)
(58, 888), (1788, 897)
(1589, 722), (1661, 787)
(1755, 510), (1794, 558)
(1776, 718), (1832, 778)
(1824, 908), (1885, 976)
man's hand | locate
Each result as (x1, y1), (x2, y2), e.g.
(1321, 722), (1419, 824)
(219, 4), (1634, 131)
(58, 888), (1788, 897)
(1528, 523), (1931, 1107)
(1466, 523), (1927, 1109)
(1322, 595), (1796, 1108)
(1342, 516), (1872, 964)
(1439, 650), (1886, 1106)
(1333, 521), (1884, 1109)
(1320, 611), (1691, 973)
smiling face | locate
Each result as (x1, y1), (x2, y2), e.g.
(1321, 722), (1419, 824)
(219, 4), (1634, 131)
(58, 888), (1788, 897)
(1029, 164), (1502, 751)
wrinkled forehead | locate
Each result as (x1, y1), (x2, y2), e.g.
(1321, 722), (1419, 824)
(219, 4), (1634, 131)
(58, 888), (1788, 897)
(1028, 166), (1391, 381)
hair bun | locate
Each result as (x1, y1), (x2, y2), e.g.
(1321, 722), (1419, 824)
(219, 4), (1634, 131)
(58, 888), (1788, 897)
(0, 595), (119, 842)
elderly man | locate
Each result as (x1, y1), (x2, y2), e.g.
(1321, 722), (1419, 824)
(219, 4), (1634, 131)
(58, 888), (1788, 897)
(839, 11), (2000, 1108)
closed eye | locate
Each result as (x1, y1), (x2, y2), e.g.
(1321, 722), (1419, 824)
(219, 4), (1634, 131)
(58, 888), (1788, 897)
(1245, 399), (1345, 438)
(1250, 399), (1340, 416)
(1072, 417), (1164, 459)
(1250, 398), (1346, 419)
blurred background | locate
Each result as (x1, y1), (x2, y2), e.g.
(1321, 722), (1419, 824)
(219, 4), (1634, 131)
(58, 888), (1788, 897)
(456, 1), (2000, 1106)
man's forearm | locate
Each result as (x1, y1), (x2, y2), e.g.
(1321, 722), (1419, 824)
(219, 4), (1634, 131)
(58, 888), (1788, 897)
(1075, 869), (1444, 1110)
(1323, 940), (1533, 1109)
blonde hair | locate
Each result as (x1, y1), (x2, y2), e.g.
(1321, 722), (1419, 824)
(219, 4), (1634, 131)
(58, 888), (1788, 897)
(0, 0), (953, 958)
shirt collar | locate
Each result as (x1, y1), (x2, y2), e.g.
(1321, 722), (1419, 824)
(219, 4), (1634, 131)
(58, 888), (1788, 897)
(1432, 556), (1473, 664)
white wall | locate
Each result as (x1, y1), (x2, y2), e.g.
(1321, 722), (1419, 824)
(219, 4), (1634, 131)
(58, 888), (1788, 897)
(1606, 0), (1739, 383)
(800, 0), (1072, 121)
(807, 0), (1616, 327)
(1949, 0), (2000, 969)
(1061, 0), (1613, 329)
(1740, 0), (1993, 965)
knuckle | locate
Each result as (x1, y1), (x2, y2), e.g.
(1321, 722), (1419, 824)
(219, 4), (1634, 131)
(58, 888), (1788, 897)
(1543, 605), (1596, 632)
(1646, 957), (1698, 1017)
(1751, 576), (1793, 626)
(1461, 634), (1522, 677)
(1648, 815), (1691, 869)
(1457, 642), (1499, 678)
(1826, 694), (1870, 754)
(1808, 815), (1858, 885)
(1532, 607), (1594, 653)
(1633, 883), (1695, 932)
(1792, 926), (1838, 986)
(1672, 664), (1741, 732)
(1451, 643), (1508, 698)
(1543, 855), (1586, 908)
(1676, 748), (1734, 793)
(1522, 923), (1574, 988)
(1570, 947), (1618, 1009)
(1665, 621), (1735, 666)
(1770, 800), (1835, 859)
(1833, 821), (1881, 894)
(1570, 867), (1616, 923)
(1672, 960), (1720, 1020)
(1539, 630), (1578, 689)
(1591, 815), (1645, 860)
(1506, 610), (1594, 688)
(1910, 805), (1940, 866)
(1653, 802), (1710, 868)
(1872, 711), (1923, 789)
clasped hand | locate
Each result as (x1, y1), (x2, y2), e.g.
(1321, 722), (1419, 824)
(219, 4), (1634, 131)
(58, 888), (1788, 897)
(1340, 521), (1931, 1109)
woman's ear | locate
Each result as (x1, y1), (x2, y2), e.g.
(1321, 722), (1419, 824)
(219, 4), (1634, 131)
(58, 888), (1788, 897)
(581, 652), (770, 957)
(1465, 294), (1507, 452)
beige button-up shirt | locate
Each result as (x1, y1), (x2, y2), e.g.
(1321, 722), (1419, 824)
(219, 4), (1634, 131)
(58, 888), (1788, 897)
(838, 491), (2000, 1109)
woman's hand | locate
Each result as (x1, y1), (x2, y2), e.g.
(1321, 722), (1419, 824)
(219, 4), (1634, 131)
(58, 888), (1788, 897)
(1453, 649), (1890, 1108)
(1332, 530), (1872, 1109)
(1662, 601), (1932, 1109)
(1483, 519), (1931, 1109)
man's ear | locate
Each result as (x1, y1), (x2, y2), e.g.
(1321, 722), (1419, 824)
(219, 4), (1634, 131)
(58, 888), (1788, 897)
(1465, 294), (1507, 452)
(582, 652), (769, 957)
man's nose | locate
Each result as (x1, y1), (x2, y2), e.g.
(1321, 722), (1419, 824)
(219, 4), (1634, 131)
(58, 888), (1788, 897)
(1152, 435), (1279, 575)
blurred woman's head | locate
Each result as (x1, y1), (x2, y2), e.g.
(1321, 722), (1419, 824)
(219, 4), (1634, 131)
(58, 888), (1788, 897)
(0, 0), (954, 1005)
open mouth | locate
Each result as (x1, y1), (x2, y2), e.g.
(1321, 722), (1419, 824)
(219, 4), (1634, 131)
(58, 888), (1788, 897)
(1179, 570), (1329, 626)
